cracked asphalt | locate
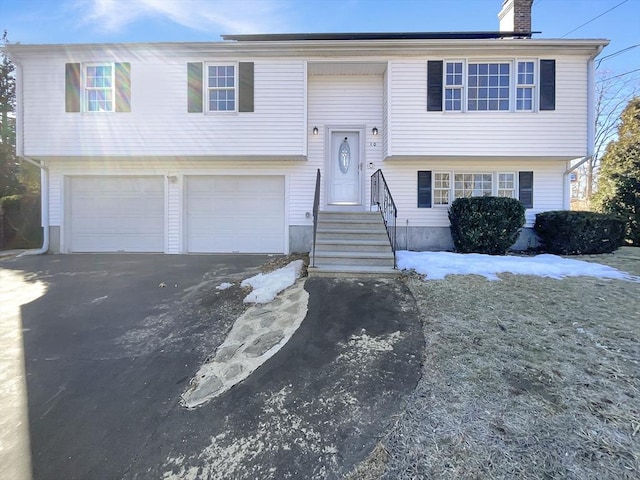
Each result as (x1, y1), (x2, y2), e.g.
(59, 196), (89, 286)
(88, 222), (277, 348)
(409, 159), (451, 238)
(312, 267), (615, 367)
(0, 254), (424, 479)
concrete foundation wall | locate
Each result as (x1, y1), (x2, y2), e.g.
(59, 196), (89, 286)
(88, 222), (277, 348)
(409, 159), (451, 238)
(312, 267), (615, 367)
(289, 225), (313, 253)
(288, 224), (538, 254)
(49, 226), (61, 254)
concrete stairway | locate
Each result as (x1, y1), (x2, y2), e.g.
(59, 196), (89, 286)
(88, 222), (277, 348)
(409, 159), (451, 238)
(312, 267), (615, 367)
(308, 211), (398, 277)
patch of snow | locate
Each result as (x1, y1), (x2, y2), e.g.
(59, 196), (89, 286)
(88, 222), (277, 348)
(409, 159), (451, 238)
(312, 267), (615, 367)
(397, 251), (640, 282)
(241, 260), (304, 304)
(215, 282), (234, 291)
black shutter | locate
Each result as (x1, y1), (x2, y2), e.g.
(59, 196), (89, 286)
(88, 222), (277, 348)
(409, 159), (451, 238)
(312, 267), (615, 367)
(65, 63), (81, 112)
(519, 171), (534, 208)
(187, 62), (203, 113)
(417, 171), (432, 208)
(115, 62), (131, 112)
(427, 61), (443, 112)
(238, 62), (254, 113)
(540, 60), (556, 111)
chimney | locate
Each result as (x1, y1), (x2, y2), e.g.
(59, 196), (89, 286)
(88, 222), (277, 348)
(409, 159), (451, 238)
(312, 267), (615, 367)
(498, 0), (533, 36)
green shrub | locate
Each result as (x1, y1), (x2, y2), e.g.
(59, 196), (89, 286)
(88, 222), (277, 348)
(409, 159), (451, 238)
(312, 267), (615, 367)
(1, 194), (42, 249)
(448, 197), (526, 254)
(534, 211), (624, 255)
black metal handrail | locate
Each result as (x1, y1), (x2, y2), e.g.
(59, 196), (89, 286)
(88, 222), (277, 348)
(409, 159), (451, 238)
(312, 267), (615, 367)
(370, 169), (398, 268)
(311, 169), (321, 268)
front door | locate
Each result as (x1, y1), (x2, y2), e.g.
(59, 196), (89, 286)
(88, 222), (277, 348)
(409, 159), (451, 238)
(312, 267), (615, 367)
(328, 131), (361, 205)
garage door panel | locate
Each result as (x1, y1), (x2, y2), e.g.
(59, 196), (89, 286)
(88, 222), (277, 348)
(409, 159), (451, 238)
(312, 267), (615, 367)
(186, 175), (285, 253)
(68, 176), (164, 253)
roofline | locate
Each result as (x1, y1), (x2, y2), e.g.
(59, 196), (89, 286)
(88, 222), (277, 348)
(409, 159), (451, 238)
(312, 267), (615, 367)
(221, 31), (540, 41)
(2, 37), (610, 59)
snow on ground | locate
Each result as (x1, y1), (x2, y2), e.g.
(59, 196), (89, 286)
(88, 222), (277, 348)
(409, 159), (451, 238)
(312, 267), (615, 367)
(397, 250), (640, 282)
(241, 260), (304, 303)
(215, 282), (234, 291)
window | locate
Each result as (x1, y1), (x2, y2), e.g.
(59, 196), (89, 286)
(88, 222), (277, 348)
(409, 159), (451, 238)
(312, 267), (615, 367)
(85, 64), (114, 112)
(454, 173), (493, 198)
(418, 171), (534, 208)
(516, 61), (535, 111)
(433, 173), (450, 205)
(65, 62), (130, 113)
(207, 65), (236, 111)
(498, 173), (516, 197)
(444, 62), (463, 111)
(467, 63), (510, 111)
(430, 59), (547, 113)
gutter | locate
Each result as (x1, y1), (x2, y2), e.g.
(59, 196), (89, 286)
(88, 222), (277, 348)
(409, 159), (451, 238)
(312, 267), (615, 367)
(563, 43), (606, 209)
(16, 157), (49, 257)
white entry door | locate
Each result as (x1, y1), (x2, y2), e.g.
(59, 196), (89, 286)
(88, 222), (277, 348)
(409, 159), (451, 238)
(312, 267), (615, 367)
(328, 131), (361, 205)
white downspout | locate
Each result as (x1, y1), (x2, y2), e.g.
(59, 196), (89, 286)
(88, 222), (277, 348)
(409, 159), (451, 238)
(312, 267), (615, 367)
(10, 58), (50, 256)
(17, 157), (49, 256)
(564, 44), (605, 210)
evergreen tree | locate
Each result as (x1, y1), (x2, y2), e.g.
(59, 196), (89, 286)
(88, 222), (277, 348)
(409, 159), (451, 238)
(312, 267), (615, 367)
(593, 97), (640, 245)
(0, 30), (22, 198)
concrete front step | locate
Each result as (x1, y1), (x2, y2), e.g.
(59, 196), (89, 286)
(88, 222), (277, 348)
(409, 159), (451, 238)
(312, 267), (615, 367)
(316, 229), (389, 241)
(314, 239), (392, 253)
(313, 251), (394, 267)
(317, 211), (382, 221)
(311, 210), (396, 276)
(307, 264), (399, 278)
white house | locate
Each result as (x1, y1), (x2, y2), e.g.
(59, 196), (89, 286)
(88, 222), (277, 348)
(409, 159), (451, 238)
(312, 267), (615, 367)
(5, 0), (608, 272)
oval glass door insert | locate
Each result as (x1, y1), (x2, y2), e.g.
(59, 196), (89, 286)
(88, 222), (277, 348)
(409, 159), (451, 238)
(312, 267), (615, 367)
(339, 137), (351, 174)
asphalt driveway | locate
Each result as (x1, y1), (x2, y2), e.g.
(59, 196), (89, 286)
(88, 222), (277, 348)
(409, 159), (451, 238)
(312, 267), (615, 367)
(0, 254), (423, 479)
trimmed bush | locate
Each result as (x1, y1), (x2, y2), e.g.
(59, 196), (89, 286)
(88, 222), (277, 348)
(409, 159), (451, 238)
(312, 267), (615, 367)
(448, 197), (526, 254)
(534, 210), (624, 255)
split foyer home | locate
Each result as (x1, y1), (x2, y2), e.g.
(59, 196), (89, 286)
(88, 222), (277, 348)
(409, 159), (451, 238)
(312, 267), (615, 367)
(5, 0), (608, 275)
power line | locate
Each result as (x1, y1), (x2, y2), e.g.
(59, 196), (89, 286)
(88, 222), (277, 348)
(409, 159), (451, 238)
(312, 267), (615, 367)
(596, 44), (640, 68)
(596, 68), (640, 82)
(561, 0), (630, 38)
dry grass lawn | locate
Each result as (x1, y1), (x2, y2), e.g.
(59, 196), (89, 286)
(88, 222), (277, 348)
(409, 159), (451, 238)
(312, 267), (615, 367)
(351, 248), (640, 480)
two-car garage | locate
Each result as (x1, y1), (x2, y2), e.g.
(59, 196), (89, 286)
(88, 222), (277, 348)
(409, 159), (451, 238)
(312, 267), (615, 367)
(65, 175), (286, 254)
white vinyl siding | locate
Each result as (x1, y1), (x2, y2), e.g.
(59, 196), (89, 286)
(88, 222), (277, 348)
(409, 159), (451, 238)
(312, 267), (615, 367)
(21, 52), (305, 157)
(378, 160), (566, 229)
(389, 56), (589, 158)
(307, 74), (384, 211)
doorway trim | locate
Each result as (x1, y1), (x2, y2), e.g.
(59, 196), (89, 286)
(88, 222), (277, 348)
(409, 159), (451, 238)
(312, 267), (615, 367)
(324, 125), (366, 211)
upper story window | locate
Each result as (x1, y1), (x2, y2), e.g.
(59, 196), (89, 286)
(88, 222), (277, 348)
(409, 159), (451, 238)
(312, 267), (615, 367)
(444, 62), (463, 111)
(85, 64), (114, 112)
(433, 59), (549, 113)
(207, 64), (236, 112)
(65, 62), (131, 114)
(516, 61), (535, 111)
(467, 63), (510, 111)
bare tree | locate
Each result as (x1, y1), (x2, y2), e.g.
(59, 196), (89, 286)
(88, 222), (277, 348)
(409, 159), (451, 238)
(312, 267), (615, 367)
(572, 68), (640, 208)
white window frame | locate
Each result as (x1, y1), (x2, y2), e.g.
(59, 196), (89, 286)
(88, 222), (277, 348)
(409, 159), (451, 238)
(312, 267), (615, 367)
(433, 172), (451, 206)
(516, 60), (536, 111)
(466, 61), (511, 112)
(84, 62), (115, 113)
(441, 59), (540, 113)
(497, 172), (517, 198)
(444, 61), (464, 112)
(206, 63), (237, 113)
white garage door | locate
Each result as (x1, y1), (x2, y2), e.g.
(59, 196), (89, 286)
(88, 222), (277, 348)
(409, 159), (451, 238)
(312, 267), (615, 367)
(186, 176), (285, 253)
(67, 176), (164, 252)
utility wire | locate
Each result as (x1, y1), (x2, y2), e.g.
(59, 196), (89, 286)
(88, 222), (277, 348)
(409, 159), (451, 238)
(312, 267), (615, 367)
(596, 68), (640, 82)
(596, 44), (640, 68)
(561, 0), (630, 38)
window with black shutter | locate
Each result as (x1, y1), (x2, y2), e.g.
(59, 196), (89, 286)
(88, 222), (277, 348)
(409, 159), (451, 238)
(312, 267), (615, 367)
(417, 171), (432, 208)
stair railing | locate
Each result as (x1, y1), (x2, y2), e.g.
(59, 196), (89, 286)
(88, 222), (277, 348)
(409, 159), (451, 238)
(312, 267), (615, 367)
(311, 169), (321, 268)
(370, 169), (398, 268)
